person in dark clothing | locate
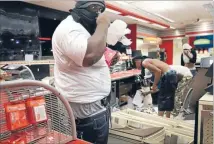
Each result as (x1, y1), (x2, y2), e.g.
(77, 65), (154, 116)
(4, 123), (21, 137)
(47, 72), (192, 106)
(108, 41), (127, 54)
(131, 55), (149, 96)
(181, 43), (197, 76)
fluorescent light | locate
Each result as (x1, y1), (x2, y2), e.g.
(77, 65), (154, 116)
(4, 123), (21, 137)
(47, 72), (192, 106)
(152, 23), (167, 29)
(125, 16), (149, 23)
(106, 8), (121, 14)
(153, 13), (175, 23)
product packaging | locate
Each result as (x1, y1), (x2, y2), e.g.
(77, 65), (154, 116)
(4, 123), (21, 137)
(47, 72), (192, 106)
(4, 102), (29, 131)
(104, 47), (118, 67)
(26, 96), (47, 124)
(0, 134), (27, 144)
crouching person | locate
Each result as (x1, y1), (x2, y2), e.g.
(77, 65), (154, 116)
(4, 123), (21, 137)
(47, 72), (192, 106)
(141, 58), (178, 118)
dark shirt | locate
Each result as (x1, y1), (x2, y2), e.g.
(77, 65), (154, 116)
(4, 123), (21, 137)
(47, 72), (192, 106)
(108, 42), (127, 54)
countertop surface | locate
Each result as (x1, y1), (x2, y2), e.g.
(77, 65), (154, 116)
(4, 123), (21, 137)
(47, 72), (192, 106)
(111, 69), (141, 81)
(199, 92), (213, 102)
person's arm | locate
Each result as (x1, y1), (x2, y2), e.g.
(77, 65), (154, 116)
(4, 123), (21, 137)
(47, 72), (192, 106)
(151, 66), (161, 88)
(189, 50), (197, 63)
(184, 50), (193, 59)
(181, 54), (185, 66)
(83, 13), (110, 67)
(143, 61), (161, 89)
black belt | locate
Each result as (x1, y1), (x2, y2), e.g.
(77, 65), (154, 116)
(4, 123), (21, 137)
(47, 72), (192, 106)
(101, 95), (111, 107)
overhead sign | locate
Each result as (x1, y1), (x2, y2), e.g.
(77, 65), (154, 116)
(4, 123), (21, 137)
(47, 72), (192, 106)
(194, 39), (211, 45)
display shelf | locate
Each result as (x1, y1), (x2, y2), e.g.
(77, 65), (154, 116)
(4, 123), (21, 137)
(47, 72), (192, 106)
(0, 60), (55, 67)
(197, 92), (213, 144)
(110, 109), (194, 144)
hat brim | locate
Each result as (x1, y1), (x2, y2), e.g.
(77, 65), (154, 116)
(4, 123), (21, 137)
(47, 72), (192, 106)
(77, 1), (105, 12)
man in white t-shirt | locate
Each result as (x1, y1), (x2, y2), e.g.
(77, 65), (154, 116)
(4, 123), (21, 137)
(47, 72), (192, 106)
(52, 1), (111, 143)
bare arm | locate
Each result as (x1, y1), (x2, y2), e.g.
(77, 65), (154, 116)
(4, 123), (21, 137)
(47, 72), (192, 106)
(146, 63), (161, 87)
(184, 50), (193, 59)
(83, 24), (108, 67)
(83, 13), (110, 67)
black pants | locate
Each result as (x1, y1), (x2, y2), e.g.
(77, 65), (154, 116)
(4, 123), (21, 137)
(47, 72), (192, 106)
(158, 70), (178, 111)
(76, 108), (110, 144)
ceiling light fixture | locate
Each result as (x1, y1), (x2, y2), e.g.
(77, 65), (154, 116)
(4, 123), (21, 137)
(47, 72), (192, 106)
(125, 16), (149, 23)
(106, 8), (121, 14)
(152, 23), (167, 29)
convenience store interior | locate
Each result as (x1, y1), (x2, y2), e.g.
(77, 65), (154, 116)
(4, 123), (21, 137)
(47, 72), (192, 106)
(0, 1), (213, 144)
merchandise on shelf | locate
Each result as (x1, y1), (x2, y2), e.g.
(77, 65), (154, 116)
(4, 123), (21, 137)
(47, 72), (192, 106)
(4, 101), (29, 131)
(104, 47), (118, 67)
(0, 69), (11, 82)
(0, 134), (27, 144)
(26, 96), (47, 124)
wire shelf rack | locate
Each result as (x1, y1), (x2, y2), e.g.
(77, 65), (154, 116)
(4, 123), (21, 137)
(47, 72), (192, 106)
(0, 80), (78, 144)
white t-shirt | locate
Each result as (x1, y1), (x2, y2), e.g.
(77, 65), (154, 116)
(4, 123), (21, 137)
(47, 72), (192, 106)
(52, 16), (111, 103)
(169, 65), (193, 77)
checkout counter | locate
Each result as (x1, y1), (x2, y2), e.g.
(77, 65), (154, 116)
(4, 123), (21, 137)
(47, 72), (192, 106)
(110, 69), (141, 107)
(0, 60), (142, 108)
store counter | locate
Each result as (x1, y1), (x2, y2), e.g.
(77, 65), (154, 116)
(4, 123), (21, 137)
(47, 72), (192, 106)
(197, 92), (213, 144)
(111, 69), (141, 81)
(110, 69), (141, 106)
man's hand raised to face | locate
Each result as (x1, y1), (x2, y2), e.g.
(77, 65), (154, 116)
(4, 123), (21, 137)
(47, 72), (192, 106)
(96, 12), (111, 27)
(83, 12), (110, 67)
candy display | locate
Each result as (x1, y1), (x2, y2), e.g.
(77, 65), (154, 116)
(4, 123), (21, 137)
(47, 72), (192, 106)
(4, 102), (29, 131)
(26, 96), (47, 124)
(0, 134), (27, 144)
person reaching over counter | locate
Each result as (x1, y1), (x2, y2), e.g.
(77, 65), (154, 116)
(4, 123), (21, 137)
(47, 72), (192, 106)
(142, 58), (195, 118)
(52, 1), (111, 144)
(142, 58), (178, 118)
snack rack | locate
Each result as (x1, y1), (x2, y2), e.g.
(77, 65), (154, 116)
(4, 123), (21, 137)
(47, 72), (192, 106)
(0, 80), (90, 144)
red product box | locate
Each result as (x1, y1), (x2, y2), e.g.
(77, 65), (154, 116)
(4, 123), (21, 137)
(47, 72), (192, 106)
(26, 96), (47, 124)
(4, 101), (29, 131)
(0, 134), (27, 144)
(104, 47), (118, 67)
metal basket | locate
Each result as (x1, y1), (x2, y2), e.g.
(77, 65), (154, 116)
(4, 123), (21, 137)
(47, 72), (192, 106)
(0, 80), (83, 144)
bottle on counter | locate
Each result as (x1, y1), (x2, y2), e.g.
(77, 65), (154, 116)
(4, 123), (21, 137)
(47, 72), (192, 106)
(126, 47), (133, 70)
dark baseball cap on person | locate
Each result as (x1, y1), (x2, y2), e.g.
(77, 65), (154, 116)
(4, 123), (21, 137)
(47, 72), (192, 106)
(70, 1), (105, 13)
(75, 1), (105, 8)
